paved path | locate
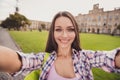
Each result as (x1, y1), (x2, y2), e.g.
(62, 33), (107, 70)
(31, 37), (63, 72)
(0, 27), (21, 51)
(0, 27), (24, 80)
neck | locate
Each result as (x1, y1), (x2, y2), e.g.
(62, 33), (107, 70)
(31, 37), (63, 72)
(57, 47), (72, 58)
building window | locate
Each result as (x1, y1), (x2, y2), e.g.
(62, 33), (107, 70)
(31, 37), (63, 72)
(98, 16), (101, 21)
(103, 16), (107, 21)
(103, 23), (106, 27)
(115, 23), (117, 26)
(108, 28), (111, 33)
(98, 22), (101, 27)
(115, 15), (119, 20)
(115, 13), (119, 21)
(109, 15), (112, 21)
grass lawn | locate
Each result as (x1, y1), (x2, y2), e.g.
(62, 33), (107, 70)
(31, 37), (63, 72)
(9, 30), (120, 80)
(80, 33), (120, 50)
(9, 30), (48, 53)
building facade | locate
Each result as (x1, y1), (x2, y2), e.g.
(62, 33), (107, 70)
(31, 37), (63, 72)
(1, 4), (119, 34)
(75, 4), (120, 34)
(29, 20), (51, 30)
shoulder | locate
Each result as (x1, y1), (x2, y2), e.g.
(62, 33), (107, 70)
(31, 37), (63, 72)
(72, 48), (94, 55)
(73, 49), (98, 59)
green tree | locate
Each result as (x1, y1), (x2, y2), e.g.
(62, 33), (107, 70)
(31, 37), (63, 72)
(111, 24), (120, 36)
(1, 12), (31, 30)
(117, 24), (120, 30)
(117, 24), (120, 35)
(41, 23), (46, 30)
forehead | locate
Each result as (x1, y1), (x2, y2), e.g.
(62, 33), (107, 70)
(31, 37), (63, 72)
(55, 16), (73, 26)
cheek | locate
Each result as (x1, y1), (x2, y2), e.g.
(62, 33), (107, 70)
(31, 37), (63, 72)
(54, 32), (61, 39)
(71, 34), (76, 43)
(71, 33), (76, 39)
(54, 32), (58, 41)
(54, 32), (56, 39)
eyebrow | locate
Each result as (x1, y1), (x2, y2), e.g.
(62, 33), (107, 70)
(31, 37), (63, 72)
(55, 26), (74, 28)
(55, 26), (61, 28)
(67, 26), (74, 28)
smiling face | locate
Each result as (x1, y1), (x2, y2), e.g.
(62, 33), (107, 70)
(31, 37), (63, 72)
(54, 16), (75, 49)
(45, 11), (81, 53)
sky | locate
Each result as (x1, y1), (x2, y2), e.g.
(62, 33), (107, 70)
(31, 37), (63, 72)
(0, 0), (120, 22)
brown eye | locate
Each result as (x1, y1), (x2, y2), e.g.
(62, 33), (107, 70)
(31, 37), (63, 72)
(55, 29), (62, 32)
(67, 28), (75, 32)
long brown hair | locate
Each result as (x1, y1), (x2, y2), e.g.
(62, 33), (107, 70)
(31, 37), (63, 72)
(45, 11), (81, 53)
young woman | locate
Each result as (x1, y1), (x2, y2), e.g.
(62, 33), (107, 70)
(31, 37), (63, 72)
(0, 11), (120, 80)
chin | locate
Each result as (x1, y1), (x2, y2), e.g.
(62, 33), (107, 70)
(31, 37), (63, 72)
(59, 44), (70, 48)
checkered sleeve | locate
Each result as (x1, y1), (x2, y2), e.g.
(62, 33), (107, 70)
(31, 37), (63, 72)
(12, 51), (45, 76)
(84, 48), (120, 73)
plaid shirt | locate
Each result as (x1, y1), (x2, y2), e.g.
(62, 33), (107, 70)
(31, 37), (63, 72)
(14, 48), (120, 80)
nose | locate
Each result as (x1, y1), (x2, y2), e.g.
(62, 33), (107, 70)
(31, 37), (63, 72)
(62, 31), (68, 37)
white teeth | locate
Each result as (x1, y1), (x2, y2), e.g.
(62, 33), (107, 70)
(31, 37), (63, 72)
(60, 40), (68, 43)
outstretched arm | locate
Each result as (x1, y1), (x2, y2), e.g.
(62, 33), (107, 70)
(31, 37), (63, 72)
(0, 46), (22, 73)
(115, 50), (120, 68)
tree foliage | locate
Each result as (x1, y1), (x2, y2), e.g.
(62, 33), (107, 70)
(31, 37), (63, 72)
(41, 23), (46, 30)
(117, 24), (120, 36)
(1, 12), (31, 30)
(117, 24), (120, 30)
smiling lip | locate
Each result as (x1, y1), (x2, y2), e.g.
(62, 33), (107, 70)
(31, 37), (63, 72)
(59, 39), (70, 44)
